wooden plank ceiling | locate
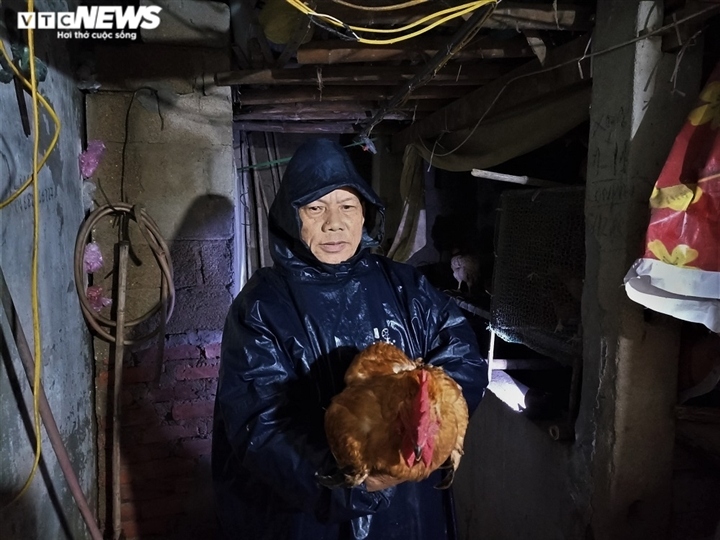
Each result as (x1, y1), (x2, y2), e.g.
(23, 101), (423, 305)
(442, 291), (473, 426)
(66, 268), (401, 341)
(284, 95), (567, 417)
(217, 0), (715, 141)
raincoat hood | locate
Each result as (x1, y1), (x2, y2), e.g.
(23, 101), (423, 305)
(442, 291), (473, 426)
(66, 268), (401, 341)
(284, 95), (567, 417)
(268, 139), (385, 272)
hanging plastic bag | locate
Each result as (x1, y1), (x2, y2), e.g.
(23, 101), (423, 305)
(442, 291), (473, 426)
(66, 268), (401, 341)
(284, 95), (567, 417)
(86, 285), (112, 312)
(84, 242), (104, 273)
(79, 140), (106, 179)
(624, 61), (720, 333)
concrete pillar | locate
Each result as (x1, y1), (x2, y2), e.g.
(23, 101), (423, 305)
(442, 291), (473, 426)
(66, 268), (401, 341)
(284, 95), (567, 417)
(579, 1), (703, 538)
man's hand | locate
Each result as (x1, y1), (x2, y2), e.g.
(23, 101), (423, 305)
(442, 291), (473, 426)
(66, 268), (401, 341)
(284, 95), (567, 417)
(364, 474), (403, 492)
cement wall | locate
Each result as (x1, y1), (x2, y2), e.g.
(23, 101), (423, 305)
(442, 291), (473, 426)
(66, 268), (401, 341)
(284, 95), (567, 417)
(455, 394), (582, 540)
(0, 6), (96, 538)
(83, 3), (234, 536)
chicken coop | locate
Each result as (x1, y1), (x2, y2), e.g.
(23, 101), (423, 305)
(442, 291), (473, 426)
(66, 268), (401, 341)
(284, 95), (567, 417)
(491, 186), (585, 363)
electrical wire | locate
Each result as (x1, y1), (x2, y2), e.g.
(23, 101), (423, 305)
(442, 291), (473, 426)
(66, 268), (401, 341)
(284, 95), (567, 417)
(285, 0), (498, 45)
(342, 0), (496, 34)
(0, 0), (50, 506)
(329, 0), (430, 11)
(425, 2), (720, 159)
(0, 43), (61, 210)
(289, 0), (489, 36)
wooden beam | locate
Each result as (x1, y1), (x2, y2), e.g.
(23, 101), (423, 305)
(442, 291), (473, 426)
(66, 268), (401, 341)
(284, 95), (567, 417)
(235, 85), (471, 105)
(236, 100), (446, 115)
(235, 109), (423, 122)
(231, 44), (251, 70)
(274, 17), (312, 68)
(391, 33), (592, 151)
(238, 102), (382, 116)
(311, 1), (594, 31)
(230, 0), (274, 68)
(676, 406), (720, 424)
(295, 36), (533, 64)
(523, 30), (547, 64)
(215, 62), (513, 86)
(487, 2), (595, 31)
(661, 1), (720, 52)
(235, 121), (358, 133)
(229, 0), (256, 66)
(359, 2), (498, 138)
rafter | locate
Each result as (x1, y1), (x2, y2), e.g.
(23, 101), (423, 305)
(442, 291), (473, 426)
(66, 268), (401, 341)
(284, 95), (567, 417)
(359, 2), (498, 138)
(235, 109), (424, 122)
(295, 35), (533, 64)
(391, 33), (592, 150)
(235, 121), (359, 134)
(215, 62), (513, 86)
(235, 85), (471, 105)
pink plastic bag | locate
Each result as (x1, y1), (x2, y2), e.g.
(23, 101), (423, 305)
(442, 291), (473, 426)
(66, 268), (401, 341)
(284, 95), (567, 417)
(84, 242), (104, 273)
(79, 140), (106, 179)
(86, 285), (112, 312)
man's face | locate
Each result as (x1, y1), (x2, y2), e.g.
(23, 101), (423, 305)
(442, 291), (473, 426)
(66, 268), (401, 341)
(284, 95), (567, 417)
(299, 187), (365, 264)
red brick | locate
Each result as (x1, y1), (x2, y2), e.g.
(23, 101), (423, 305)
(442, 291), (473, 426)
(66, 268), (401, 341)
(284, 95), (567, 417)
(120, 425), (146, 446)
(121, 480), (178, 501)
(141, 423), (201, 444)
(130, 457), (196, 480)
(121, 501), (137, 522)
(172, 400), (214, 421)
(148, 380), (201, 402)
(137, 495), (186, 518)
(121, 516), (171, 538)
(203, 342), (221, 359)
(120, 464), (133, 485)
(175, 360), (220, 381)
(195, 417), (212, 436)
(174, 477), (195, 494)
(123, 442), (173, 464)
(123, 365), (158, 384)
(122, 406), (164, 428)
(121, 390), (136, 407)
(164, 344), (202, 361)
(133, 347), (160, 366)
(97, 370), (109, 387)
(179, 437), (212, 457)
(121, 482), (134, 501)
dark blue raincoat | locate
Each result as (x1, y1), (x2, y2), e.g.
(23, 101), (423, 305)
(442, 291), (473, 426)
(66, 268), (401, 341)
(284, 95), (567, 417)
(212, 139), (488, 540)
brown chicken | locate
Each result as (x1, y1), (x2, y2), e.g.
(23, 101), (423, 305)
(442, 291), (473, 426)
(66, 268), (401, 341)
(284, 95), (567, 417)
(319, 342), (469, 490)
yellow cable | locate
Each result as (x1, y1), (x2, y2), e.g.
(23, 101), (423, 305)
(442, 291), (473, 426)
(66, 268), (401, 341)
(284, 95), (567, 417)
(288, 0), (460, 33)
(342, 0), (490, 34)
(0, 41), (61, 210)
(284, 0), (496, 44)
(329, 0), (430, 12)
(2, 0), (59, 505)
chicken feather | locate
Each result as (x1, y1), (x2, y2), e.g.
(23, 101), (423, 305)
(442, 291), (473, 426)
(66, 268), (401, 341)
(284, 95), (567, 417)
(343, 341), (420, 385)
(321, 342), (468, 490)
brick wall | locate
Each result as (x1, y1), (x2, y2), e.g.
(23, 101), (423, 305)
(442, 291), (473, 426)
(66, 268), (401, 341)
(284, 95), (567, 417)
(86, 24), (234, 537)
(97, 343), (220, 539)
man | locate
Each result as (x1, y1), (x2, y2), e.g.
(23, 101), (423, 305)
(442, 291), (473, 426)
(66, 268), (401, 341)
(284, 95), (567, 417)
(212, 139), (488, 540)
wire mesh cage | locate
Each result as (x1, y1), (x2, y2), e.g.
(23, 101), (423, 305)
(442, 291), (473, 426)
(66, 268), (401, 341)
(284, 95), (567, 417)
(491, 186), (585, 366)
